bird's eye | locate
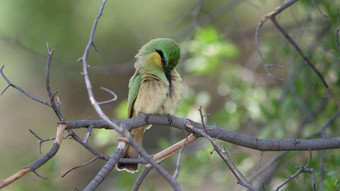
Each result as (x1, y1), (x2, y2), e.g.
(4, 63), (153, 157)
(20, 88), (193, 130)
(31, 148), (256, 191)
(155, 49), (166, 65)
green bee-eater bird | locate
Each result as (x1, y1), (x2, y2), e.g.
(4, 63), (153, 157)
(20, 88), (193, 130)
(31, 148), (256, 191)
(116, 38), (182, 172)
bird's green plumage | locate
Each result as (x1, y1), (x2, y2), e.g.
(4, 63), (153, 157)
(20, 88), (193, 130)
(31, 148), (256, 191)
(135, 38), (181, 69)
(117, 38), (182, 173)
(127, 38), (181, 118)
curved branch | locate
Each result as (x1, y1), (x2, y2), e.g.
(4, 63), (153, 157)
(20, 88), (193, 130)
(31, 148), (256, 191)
(98, 87), (118, 105)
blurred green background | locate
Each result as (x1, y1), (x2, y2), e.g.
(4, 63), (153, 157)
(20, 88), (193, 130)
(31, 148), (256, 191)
(1, 0), (340, 190)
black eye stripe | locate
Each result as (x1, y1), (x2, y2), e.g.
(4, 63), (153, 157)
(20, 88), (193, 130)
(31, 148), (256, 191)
(155, 49), (172, 90)
(155, 49), (166, 65)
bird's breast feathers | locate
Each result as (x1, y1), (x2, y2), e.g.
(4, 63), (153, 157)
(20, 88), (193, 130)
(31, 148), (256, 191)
(133, 70), (182, 115)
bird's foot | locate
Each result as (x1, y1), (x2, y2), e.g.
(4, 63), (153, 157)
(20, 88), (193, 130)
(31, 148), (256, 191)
(167, 115), (172, 125)
(140, 113), (149, 124)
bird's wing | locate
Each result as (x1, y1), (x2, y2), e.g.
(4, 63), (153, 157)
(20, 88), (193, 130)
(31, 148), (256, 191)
(127, 71), (142, 118)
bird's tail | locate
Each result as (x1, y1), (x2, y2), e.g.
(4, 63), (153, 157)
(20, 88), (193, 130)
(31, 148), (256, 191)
(116, 125), (150, 173)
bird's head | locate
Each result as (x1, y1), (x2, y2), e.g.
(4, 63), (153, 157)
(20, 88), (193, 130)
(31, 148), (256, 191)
(136, 38), (180, 70)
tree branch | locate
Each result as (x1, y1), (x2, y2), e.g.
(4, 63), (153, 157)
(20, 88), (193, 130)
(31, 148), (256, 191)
(255, 0), (297, 80)
(275, 150), (316, 191)
(61, 115), (340, 151)
(0, 65), (52, 106)
(0, 124), (66, 189)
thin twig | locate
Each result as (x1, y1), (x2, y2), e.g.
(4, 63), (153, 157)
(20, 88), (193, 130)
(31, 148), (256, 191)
(275, 150), (316, 191)
(187, 123), (257, 191)
(198, 106), (207, 131)
(248, 151), (287, 183)
(307, 111), (340, 138)
(62, 156), (100, 178)
(29, 129), (68, 154)
(255, 0), (297, 80)
(179, 0), (204, 63)
(270, 16), (340, 110)
(311, 0), (330, 21)
(83, 124), (94, 144)
(223, 145), (251, 186)
(97, 87), (118, 105)
(0, 65), (52, 106)
(45, 43), (64, 120)
(256, 151), (264, 171)
(173, 136), (189, 179)
(32, 170), (48, 180)
(131, 167), (152, 191)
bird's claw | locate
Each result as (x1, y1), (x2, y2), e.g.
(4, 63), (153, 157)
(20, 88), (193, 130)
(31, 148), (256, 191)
(167, 115), (172, 125)
(142, 114), (149, 124)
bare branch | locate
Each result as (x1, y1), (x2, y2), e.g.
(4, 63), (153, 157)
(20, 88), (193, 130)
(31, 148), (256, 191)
(69, 131), (110, 161)
(311, 0), (330, 21)
(32, 170), (48, 180)
(0, 65), (52, 106)
(256, 151), (264, 171)
(131, 167), (152, 191)
(145, 134), (197, 168)
(62, 156), (100, 178)
(179, 0), (204, 63)
(62, 115), (340, 151)
(83, 124), (93, 144)
(97, 87), (118, 105)
(255, 0), (297, 80)
(84, 141), (126, 191)
(307, 111), (340, 138)
(275, 150), (316, 191)
(0, 124), (66, 189)
(45, 43), (64, 120)
(29, 129), (69, 154)
(172, 136), (187, 179)
(249, 151), (287, 183)
(198, 106), (207, 131)
(270, 16), (340, 110)
(186, 123), (257, 191)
